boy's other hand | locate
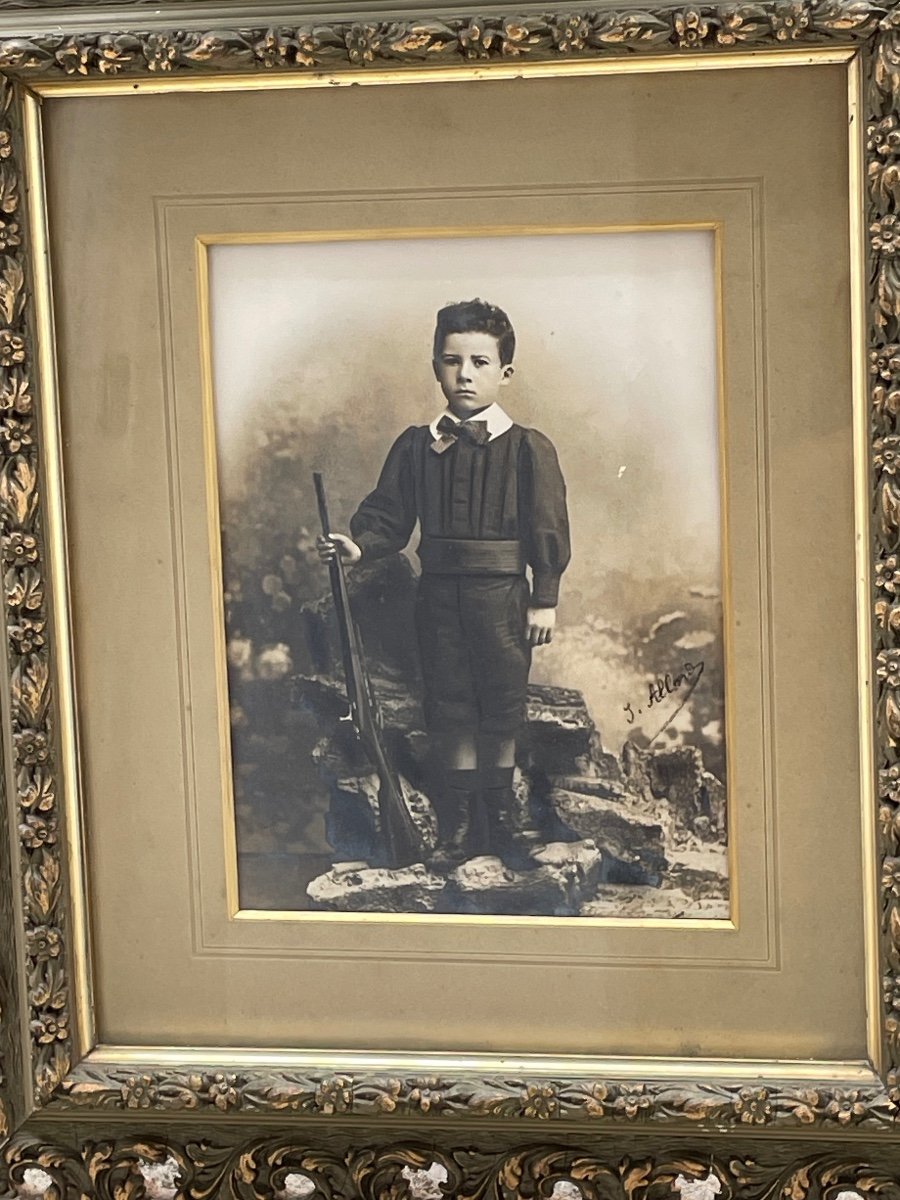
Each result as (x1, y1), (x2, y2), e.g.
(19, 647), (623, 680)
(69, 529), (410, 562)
(316, 533), (362, 565)
(526, 606), (556, 646)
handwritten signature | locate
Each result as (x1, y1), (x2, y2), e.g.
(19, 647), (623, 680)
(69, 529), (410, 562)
(623, 660), (705, 743)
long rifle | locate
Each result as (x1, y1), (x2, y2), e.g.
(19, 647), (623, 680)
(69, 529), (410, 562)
(313, 472), (424, 869)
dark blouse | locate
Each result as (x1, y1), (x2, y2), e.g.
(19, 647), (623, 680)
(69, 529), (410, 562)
(349, 423), (570, 607)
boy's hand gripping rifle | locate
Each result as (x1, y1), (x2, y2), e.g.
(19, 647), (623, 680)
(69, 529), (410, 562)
(313, 472), (424, 869)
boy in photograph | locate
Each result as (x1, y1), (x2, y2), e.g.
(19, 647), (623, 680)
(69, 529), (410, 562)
(317, 299), (570, 870)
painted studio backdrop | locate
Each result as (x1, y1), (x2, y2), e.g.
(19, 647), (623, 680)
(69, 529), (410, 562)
(208, 231), (728, 919)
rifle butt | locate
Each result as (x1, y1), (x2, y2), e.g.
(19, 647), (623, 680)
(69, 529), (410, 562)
(378, 775), (425, 869)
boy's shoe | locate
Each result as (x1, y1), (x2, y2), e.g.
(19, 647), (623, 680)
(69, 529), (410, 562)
(494, 835), (542, 873)
(428, 784), (481, 872)
(485, 788), (541, 871)
(428, 843), (468, 872)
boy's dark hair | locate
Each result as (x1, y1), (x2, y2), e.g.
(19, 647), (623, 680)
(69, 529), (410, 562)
(433, 299), (516, 366)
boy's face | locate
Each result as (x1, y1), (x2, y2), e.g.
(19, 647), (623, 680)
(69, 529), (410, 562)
(433, 331), (514, 418)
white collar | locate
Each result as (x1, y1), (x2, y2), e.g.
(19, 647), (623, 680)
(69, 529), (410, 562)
(428, 402), (513, 442)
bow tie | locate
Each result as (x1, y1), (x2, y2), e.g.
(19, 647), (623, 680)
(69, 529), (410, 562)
(435, 414), (491, 447)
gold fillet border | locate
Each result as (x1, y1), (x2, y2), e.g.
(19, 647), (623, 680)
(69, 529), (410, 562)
(195, 220), (738, 931)
(29, 44), (855, 97)
(83, 1042), (883, 1085)
(847, 50), (881, 1077)
(24, 46), (875, 1072)
(23, 90), (97, 1057)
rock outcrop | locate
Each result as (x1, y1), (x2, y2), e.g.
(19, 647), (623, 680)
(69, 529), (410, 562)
(307, 862), (445, 913)
(294, 559), (729, 918)
(298, 670), (729, 916)
(548, 787), (667, 885)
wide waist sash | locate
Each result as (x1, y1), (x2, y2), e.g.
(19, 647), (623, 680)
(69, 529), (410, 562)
(418, 537), (526, 575)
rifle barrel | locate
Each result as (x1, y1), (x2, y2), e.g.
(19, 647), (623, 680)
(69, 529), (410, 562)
(313, 471), (331, 537)
(312, 471), (423, 868)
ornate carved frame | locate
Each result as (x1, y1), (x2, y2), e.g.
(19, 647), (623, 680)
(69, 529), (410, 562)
(0, 1), (899, 1194)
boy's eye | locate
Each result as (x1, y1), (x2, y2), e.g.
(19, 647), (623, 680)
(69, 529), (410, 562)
(472, 358), (489, 367)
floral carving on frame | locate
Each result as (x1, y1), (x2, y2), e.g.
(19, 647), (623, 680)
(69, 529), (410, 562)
(0, 0), (900, 1194)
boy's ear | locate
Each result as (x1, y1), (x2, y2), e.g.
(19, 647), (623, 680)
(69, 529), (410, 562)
(501, 364), (515, 384)
(431, 358), (441, 381)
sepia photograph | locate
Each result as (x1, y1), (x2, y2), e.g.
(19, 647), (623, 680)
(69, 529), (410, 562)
(208, 230), (728, 920)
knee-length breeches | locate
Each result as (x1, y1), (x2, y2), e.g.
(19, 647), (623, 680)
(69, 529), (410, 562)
(415, 574), (532, 735)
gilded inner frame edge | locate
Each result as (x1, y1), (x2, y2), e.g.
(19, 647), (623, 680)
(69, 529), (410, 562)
(192, 219), (739, 932)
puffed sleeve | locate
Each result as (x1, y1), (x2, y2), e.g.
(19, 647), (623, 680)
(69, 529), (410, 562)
(520, 429), (571, 607)
(349, 428), (418, 561)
